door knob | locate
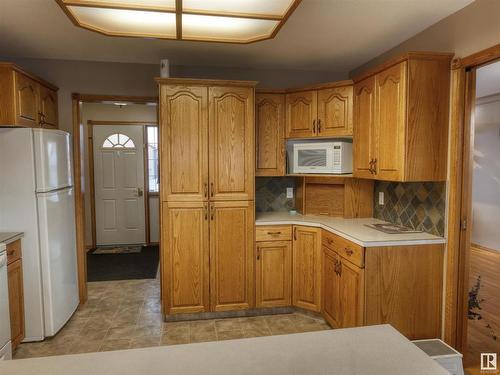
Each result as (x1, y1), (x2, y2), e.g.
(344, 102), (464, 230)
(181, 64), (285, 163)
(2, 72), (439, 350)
(136, 187), (144, 197)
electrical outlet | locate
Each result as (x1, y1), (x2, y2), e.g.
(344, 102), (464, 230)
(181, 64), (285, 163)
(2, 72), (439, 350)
(378, 192), (384, 205)
(286, 187), (294, 199)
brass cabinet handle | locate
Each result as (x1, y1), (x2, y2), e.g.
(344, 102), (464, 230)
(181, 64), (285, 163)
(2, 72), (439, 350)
(312, 120), (317, 135)
(204, 204), (208, 221)
(267, 231), (282, 235)
(372, 158), (377, 174)
(210, 204), (214, 221)
(210, 182), (214, 197)
(293, 227), (297, 241)
(344, 247), (354, 256)
(368, 159), (374, 174)
(317, 119), (322, 133)
(204, 183), (208, 198)
(327, 238), (334, 245)
(338, 260), (342, 276)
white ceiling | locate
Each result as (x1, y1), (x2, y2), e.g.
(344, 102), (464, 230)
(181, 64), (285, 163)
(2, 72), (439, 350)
(0, 0), (473, 73)
(477, 61), (500, 98)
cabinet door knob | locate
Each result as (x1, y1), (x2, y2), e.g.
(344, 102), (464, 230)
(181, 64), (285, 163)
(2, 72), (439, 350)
(317, 119), (322, 133)
(267, 231), (281, 235)
(210, 204), (215, 221)
(313, 120), (317, 135)
(345, 248), (354, 256)
(204, 204), (208, 221)
(210, 182), (214, 197)
(293, 227), (297, 241)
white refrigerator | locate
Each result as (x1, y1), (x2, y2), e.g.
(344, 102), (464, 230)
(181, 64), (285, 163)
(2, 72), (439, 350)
(0, 128), (79, 341)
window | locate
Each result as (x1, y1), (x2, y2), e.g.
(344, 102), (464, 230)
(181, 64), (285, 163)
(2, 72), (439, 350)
(147, 126), (159, 193)
(102, 133), (135, 148)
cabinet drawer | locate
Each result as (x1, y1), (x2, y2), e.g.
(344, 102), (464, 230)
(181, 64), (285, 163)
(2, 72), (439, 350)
(6, 239), (21, 265)
(322, 230), (364, 267)
(256, 225), (292, 242)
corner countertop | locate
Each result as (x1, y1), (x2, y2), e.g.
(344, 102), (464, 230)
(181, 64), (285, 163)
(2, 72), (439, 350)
(1, 325), (448, 375)
(0, 232), (24, 245)
(256, 212), (446, 248)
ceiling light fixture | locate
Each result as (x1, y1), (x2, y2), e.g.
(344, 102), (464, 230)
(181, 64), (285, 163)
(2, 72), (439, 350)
(56, 0), (302, 43)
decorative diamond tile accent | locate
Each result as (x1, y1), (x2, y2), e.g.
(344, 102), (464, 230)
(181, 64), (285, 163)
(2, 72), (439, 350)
(374, 181), (446, 236)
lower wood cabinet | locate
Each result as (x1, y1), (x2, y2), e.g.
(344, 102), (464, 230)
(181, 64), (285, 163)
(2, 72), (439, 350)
(161, 201), (210, 315)
(255, 241), (292, 308)
(321, 230), (444, 339)
(6, 240), (25, 351)
(162, 201), (254, 315)
(210, 201), (254, 312)
(292, 225), (322, 312)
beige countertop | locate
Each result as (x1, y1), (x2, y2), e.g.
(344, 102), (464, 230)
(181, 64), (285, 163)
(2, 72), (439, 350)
(256, 212), (446, 247)
(1, 325), (448, 375)
(0, 232), (23, 245)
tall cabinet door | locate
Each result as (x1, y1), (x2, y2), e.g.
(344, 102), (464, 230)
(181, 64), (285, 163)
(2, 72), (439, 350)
(339, 259), (364, 328)
(255, 93), (285, 176)
(209, 86), (254, 201)
(210, 201), (254, 312)
(38, 85), (58, 129)
(292, 225), (322, 312)
(374, 62), (407, 181)
(14, 72), (38, 127)
(255, 241), (292, 308)
(317, 86), (353, 137)
(285, 91), (317, 138)
(162, 201), (210, 314)
(322, 247), (341, 328)
(160, 85), (208, 202)
(353, 76), (376, 179)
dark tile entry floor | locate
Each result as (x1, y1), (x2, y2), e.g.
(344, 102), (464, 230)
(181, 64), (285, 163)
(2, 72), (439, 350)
(87, 245), (159, 281)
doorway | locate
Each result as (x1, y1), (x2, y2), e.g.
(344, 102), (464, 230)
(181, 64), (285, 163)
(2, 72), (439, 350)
(464, 60), (500, 369)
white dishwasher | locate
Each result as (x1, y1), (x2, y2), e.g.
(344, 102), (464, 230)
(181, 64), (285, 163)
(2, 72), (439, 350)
(0, 243), (12, 360)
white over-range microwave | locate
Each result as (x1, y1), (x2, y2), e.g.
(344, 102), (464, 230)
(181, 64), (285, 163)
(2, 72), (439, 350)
(291, 141), (353, 174)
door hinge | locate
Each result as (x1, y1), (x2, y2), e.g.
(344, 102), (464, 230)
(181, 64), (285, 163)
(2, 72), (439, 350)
(461, 218), (468, 231)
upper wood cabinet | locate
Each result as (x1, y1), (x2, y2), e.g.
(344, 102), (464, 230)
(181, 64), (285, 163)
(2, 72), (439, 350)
(255, 92), (285, 176)
(161, 201), (210, 315)
(159, 80), (255, 202)
(286, 90), (317, 138)
(0, 63), (58, 128)
(285, 83), (353, 139)
(38, 84), (59, 129)
(209, 86), (254, 201)
(292, 225), (322, 312)
(353, 53), (452, 181)
(317, 86), (353, 137)
(210, 200), (254, 312)
(160, 85), (209, 202)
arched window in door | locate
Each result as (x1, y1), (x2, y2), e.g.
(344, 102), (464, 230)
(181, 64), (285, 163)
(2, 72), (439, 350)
(102, 133), (135, 149)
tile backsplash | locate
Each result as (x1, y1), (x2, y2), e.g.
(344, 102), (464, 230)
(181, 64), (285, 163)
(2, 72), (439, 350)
(374, 181), (446, 236)
(256, 177), (296, 212)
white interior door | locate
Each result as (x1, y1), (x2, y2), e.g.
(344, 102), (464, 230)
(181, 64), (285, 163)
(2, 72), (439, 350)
(93, 125), (146, 245)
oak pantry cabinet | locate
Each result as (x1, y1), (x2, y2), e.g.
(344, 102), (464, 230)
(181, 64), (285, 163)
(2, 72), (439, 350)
(158, 78), (256, 316)
(352, 52), (453, 181)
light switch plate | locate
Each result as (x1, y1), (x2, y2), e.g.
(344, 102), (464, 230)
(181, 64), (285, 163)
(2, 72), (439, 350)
(378, 192), (384, 205)
(286, 187), (294, 199)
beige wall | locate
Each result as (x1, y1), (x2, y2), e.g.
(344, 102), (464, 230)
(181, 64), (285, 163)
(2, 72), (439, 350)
(350, 0), (500, 77)
(1, 57), (344, 134)
(81, 103), (157, 247)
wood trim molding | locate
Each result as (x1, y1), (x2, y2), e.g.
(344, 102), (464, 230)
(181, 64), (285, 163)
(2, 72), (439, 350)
(155, 78), (258, 87)
(72, 94), (157, 104)
(88, 120), (157, 126)
(72, 98), (87, 304)
(352, 52), (454, 83)
(87, 123), (96, 249)
(452, 43), (500, 69)
(0, 62), (59, 91)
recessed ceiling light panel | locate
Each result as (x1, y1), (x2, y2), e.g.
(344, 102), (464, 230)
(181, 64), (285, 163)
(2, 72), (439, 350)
(56, 0), (301, 43)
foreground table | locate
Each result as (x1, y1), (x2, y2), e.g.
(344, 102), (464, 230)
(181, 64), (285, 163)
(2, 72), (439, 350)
(1, 325), (448, 375)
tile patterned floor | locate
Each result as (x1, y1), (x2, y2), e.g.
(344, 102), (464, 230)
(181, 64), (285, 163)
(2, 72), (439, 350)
(14, 279), (331, 359)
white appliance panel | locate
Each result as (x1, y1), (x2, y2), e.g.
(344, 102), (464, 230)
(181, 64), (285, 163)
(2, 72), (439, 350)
(0, 246), (12, 360)
(0, 128), (45, 341)
(33, 129), (73, 192)
(36, 188), (79, 336)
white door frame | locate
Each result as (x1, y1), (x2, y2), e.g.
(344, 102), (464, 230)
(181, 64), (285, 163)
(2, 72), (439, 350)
(88, 121), (156, 247)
